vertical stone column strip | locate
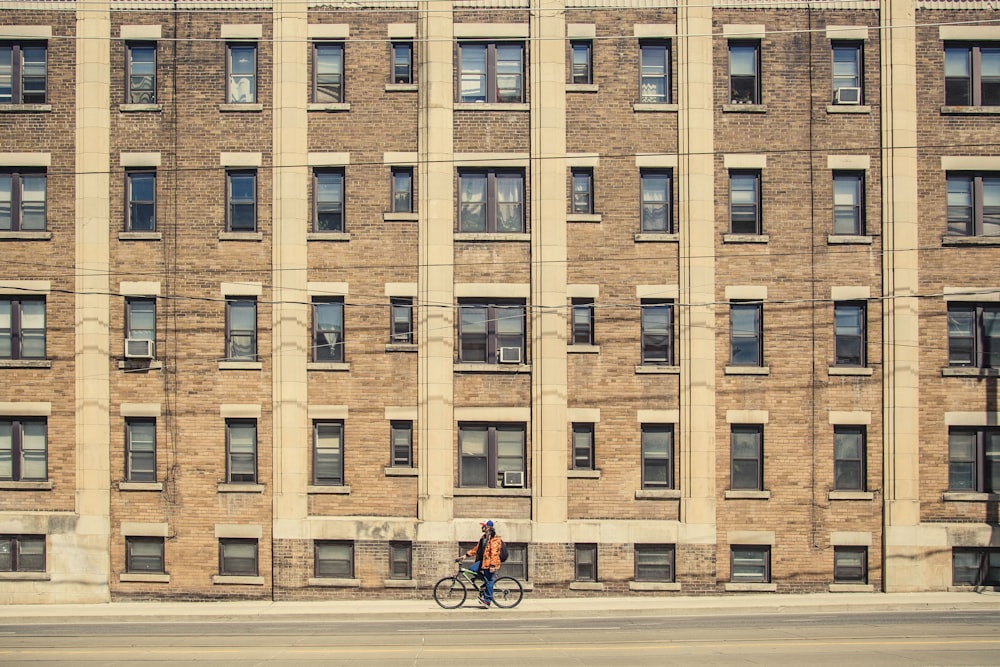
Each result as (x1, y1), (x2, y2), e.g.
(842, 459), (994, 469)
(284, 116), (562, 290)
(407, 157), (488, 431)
(75, 0), (112, 598)
(417, 1), (456, 531)
(880, 0), (921, 591)
(677, 0), (717, 538)
(530, 0), (569, 529)
(272, 2), (310, 540)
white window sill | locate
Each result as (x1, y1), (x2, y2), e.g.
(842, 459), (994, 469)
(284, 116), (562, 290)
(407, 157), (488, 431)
(453, 487), (531, 497)
(385, 83), (417, 93)
(384, 578), (417, 588)
(307, 362), (350, 371)
(633, 103), (678, 113)
(119, 481), (163, 492)
(0, 572), (50, 581)
(630, 581), (680, 591)
(566, 213), (602, 223)
(308, 577), (360, 587)
(942, 367), (999, 377)
(0, 231), (52, 241)
(385, 343), (417, 353)
(306, 232), (350, 242)
(723, 233), (769, 244)
(941, 105), (1000, 115)
(454, 102), (529, 112)
(0, 104), (51, 113)
(308, 485), (351, 494)
(635, 365), (680, 374)
(828, 490), (874, 501)
(828, 367), (873, 376)
(217, 483), (265, 494)
(219, 103), (263, 112)
(568, 344), (600, 354)
(566, 83), (598, 93)
(218, 361), (262, 370)
(213, 575), (264, 585)
(942, 236), (1000, 246)
(634, 232), (678, 242)
(725, 582), (776, 592)
(385, 467), (418, 477)
(119, 103), (163, 113)
(828, 234), (874, 245)
(569, 581), (604, 591)
(723, 103), (767, 113)
(568, 469), (600, 479)
(724, 490), (770, 500)
(0, 481), (53, 491)
(635, 489), (681, 500)
(454, 232), (530, 242)
(0, 359), (51, 369)
(826, 104), (872, 114)
(219, 232), (262, 242)
(829, 583), (874, 592)
(943, 492), (998, 502)
(307, 103), (351, 112)
(119, 231), (162, 241)
(118, 360), (164, 371)
(724, 366), (769, 375)
(384, 212), (418, 222)
(454, 363), (529, 373)
(120, 573), (170, 583)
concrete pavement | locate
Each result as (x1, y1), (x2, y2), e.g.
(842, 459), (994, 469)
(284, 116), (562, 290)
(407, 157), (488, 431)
(0, 590), (998, 624)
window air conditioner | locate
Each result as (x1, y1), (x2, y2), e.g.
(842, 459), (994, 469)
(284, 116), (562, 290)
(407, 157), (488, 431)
(834, 87), (861, 105)
(125, 338), (154, 359)
(503, 470), (524, 488)
(497, 346), (522, 364)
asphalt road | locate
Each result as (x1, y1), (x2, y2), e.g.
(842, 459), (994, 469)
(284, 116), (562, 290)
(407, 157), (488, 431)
(1, 609), (998, 666)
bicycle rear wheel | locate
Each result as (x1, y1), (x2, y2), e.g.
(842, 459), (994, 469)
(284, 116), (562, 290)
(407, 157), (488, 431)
(490, 576), (523, 608)
(433, 576), (468, 609)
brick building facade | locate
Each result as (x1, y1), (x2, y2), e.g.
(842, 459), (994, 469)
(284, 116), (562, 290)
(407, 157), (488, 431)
(0, 0), (997, 603)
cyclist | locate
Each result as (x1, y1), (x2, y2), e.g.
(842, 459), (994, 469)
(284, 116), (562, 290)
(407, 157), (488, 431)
(457, 520), (503, 608)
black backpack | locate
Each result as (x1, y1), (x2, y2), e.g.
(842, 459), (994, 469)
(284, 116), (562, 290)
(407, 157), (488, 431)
(498, 537), (509, 563)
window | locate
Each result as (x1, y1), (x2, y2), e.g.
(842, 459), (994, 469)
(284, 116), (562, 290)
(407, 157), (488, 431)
(459, 170), (524, 233)
(0, 535), (44, 572)
(315, 540), (353, 578)
(313, 169), (345, 232)
(729, 171), (761, 234)
(126, 536), (164, 574)
(0, 297), (45, 359)
(0, 418), (46, 482)
(225, 298), (257, 361)
(571, 168), (594, 215)
(391, 41), (413, 85)
(571, 299), (594, 346)
(729, 42), (760, 104)
(731, 545), (770, 583)
(313, 298), (344, 362)
(0, 170), (46, 231)
(126, 170), (155, 232)
(833, 172), (864, 235)
(390, 297), (413, 344)
(219, 538), (257, 576)
(945, 44), (1000, 106)
(313, 420), (344, 485)
(125, 417), (156, 483)
(948, 303), (1000, 368)
(953, 547), (1000, 586)
(126, 43), (156, 104)
(390, 420), (412, 468)
(498, 542), (527, 579)
(640, 170), (672, 232)
(226, 170), (256, 232)
(949, 427), (1000, 493)
(639, 42), (670, 103)
(389, 541), (412, 579)
(227, 43), (256, 103)
(834, 426), (866, 491)
(313, 41), (344, 103)
(833, 546), (867, 584)
(572, 423), (594, 470)
(947, 173), (1000, 237)
(641, 301), (673, 364)
(391, 167), (413, 214)
(570, 41), (592, 85)
(574, 544), (597, 582)
(226, 419), (257, 484)
(730, 301), (763, 366)
(458, 300), (525, 364)
(642, 424), (673, 489)
(834, 301), (866, 367)
(458, 42), (524, 103)
(635, 544), (675, 582)
(125, 297), (155, 348)
(832, 42), (862, 104)
(458, 423), (525, 489)
(0, 42), (46, 104)
(731, 424), (763, 491)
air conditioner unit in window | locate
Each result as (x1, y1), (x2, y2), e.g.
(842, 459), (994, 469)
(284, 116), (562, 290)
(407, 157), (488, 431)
(124, 338), (154, 359)
(834, 87), (862, 105)
(497, 346), (522, 364)
(503, 470), (524, 488)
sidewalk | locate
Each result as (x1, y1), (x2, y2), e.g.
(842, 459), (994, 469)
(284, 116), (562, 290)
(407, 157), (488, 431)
(1, 590), (998, 624)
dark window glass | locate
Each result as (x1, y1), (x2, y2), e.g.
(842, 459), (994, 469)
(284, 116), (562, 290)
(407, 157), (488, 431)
(729, 171), (761, 234)
(390, 297), (414, 344)
(571, 299), (594, 346)
(459, 423), (525, 489)
(227, 170), (256, 231)
(572, 423), (594, 470)
(390, 420), (412, 468)
(315, 540), (353, 578)
(126, 536), (164, 573)
(0, 418), (47, 481)
(949, 427), (1000, 494)
(0, 535), (45, 572)
(729, 42), (759, 104)
(948, 303), (1000, 368)
(498, 542), (527, 579)
(834, 302), (866, 367)
(314, 41), (344, 103)
(571, 168), (594, 214)
(730, 301), (763, 366)
(127, 43), (156, 104)
(834, 426), (865, 491)
(314, 420), (344, 485)
(314, 169), (345, 232)
(313, 298), (344, 362)
(731, 425), (763, 491)
(227, 43), (256, 103)
(947, 173), (1000, 237)
(0, 297), (46, 359)
(0, 43), (47, 104)
(125, 297), (156, 346)
(952, 548), (1000, 586)
(226, 419), (257, 484)
(0, 170), (47, 231)
(458, 301), (525, 364)
(391, 41), (413, 84)
(389, 541), (412, 579)
(459, 170), (524, 233)
(219, 538), (257, 576)
(640, 170), (672, 232)
(833, 546), (867, 583)
(635, 544), (675, 582)
(833, 172), (864, 235)
(126, 417), (156, 482)
(641, 301), (673, 364)
(225, 298), (257, 361)
(731, 545), (769, 583)
(391, 167), (413, 213)
(642, 424), (673, 489)
(574, 544), (597, 582)
(127, 170), (156, 231)
(832, 43), (862, 104)
(639, 42), (669, 103)
(459, 42), (524, 103)
(570, 41), (592, 85)
(945, 45), (1000, 106)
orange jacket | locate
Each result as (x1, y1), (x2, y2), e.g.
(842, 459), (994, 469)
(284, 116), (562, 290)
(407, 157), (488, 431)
(466, 534), (503, 570)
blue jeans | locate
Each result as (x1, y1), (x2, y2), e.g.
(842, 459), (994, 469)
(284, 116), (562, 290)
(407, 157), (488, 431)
(469, 562), (496, 604)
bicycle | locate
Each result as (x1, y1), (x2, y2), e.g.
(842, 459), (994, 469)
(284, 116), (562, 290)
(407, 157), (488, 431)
(433, 560), (524, 609)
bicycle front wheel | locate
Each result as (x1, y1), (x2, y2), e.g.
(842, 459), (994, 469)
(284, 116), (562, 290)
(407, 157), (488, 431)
(490, 576), (523, 608)
(433, 576), (468, 609)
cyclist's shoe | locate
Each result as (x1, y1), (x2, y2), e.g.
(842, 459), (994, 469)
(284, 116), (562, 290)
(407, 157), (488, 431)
(477, 600), (491, 608)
